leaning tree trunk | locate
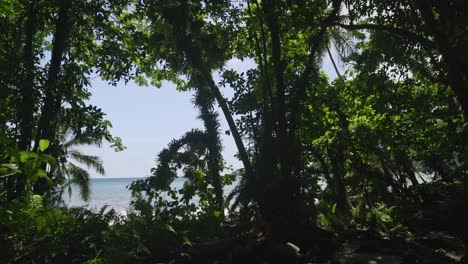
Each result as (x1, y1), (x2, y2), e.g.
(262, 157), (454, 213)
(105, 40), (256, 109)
(189, 50), (255, 186)
(162, 0), (255, 207)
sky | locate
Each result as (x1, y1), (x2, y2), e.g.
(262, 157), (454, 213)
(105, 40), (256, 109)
(85, 53), (341, 178)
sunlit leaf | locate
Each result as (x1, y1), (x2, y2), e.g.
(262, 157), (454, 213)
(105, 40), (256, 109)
(39, 139), (50, 152)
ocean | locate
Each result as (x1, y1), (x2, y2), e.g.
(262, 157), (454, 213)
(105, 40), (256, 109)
(64, 177), (236, 214)
(64, 178), (142, 214)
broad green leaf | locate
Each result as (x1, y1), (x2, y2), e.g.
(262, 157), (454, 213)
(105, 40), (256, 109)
(19, 151), (38, 162)
(39, 139), (50, 152)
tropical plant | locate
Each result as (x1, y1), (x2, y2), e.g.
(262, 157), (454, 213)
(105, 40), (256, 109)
(53, 130), (105, 202)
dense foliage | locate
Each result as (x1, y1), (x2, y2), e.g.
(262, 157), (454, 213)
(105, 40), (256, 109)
(1, 0), (466, 263)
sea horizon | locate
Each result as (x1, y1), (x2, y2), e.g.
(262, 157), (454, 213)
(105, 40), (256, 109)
(64, 177), (150, 214)
(64, 177), (237, 215)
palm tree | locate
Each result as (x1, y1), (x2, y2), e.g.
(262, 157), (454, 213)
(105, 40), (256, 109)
(54, 130), (105, 202)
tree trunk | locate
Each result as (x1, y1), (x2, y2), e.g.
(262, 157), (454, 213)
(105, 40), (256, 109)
(33, 0), (71, 195)
(34, 0), (71, 152)
(264, 0), (289, 178)
(415, 1), (468, 249)
(163, 3), (254, 212)
(464, 177), (468, 251)
(196, 87), (224, 214)
(189, 52), (255, 186)
(328, 141), (351, 228)
(414, 0), (468, 121)
(246, 0), (276, 215)
(11, 0), (38, 201)
(18, 0), (37, 151)
(205, 121), (224, 214)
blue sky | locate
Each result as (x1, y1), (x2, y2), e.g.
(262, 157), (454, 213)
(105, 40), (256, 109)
(85, 54), (340, 178)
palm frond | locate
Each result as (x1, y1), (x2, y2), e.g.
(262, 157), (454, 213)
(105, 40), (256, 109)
(226, 175), (252, 213)
(64, 136), (103, 149)
(330, 26), (357, 60)
(226, 183), (241, 210)
(67, 162), (91, 201)
(69, 151), (105, 175)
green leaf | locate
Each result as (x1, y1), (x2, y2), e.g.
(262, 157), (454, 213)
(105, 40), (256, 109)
(33, 169), (53, 186)
(19, 151), (38, 162)
(182, 236), (193, 246)
(134, 75), (148, 86)
(35, 169), (47, 178)
(0, 164), (21, 177)
(331, 203), (337, 214)
(212, 210), (222, 218)
(39, 139), (50, 152)
(38, 154), (57, 169)
(162, 223), (176, 234)
(44, 176), (53, 186)
(1, 164), (18, 170)
(19, 151), (30, 162)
